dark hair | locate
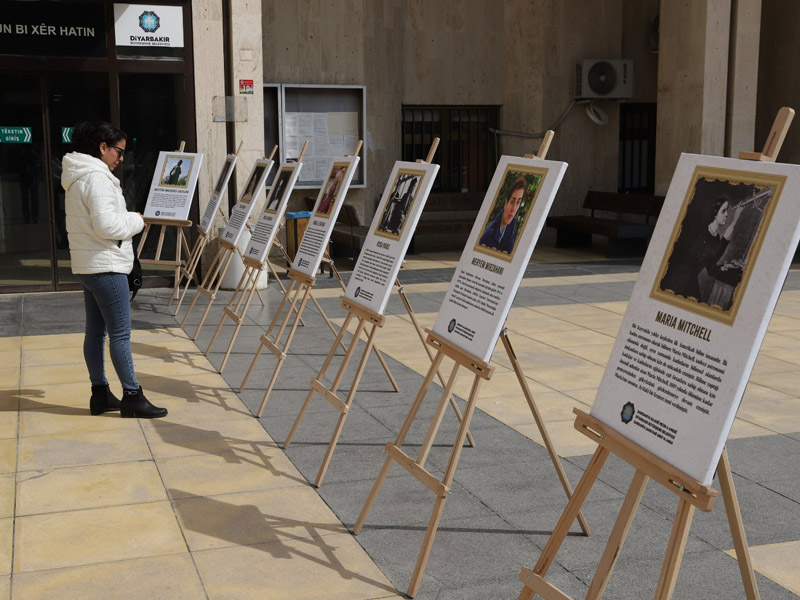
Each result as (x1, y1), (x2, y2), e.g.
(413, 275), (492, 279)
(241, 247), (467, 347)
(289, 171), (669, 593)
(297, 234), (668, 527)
(508, 176), (527, 199)
(709, 196), (729, 224)
(71, 121), (127, 159)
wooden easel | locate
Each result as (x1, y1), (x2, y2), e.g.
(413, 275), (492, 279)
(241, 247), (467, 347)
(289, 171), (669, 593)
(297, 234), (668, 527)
(516, 107), (795, 600)
(353, 133), (590, 597)
(281, 140), (477, 486)
(205, 141), (311, 372)
(136, 141), (193, 302)
(238, 142), (399, 416)
(172, 142), (244, 316)
(179, 145), (278, 339)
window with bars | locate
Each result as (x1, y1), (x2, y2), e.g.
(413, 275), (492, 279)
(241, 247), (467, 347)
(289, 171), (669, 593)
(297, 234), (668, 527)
(402, 105), (499, 194)
(618, 102), (657, 193)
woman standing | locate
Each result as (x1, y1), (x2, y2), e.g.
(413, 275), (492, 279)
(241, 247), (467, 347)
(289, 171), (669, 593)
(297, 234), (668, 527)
(63, 121), (167, 418)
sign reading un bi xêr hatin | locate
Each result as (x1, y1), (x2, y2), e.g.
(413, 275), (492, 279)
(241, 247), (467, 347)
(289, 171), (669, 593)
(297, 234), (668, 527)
(0, 127), (32, 144)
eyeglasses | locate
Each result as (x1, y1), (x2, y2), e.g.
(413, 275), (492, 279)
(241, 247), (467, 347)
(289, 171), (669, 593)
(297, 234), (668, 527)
(110, 146), (126, 158)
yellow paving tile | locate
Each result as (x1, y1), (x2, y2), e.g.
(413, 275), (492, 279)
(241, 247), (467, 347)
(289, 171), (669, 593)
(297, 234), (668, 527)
(526, 364), (606, 393)
(0, 368), (19, 389)
(134, 375), (254, 425)
(15, 461), (167, 516)
(748, 369), (800, 397)
(193, 532), (401, 600)
(0, 338), (20, 352)
(21, 363), (87, 387)
(514, 419), (599, 457)
(11, 554), (205, 600)
(0, 409), (16, 440)
(526, 328), (616, 348)
(17, 428), (151, 471)
(20, 333), (83, 350)
(0, 475), (14, 519)
(21, 347), (84, 368)
(14, 502), (186, 573)
(0, 351), (18, 370)
(19, 406), (136, 438)
(480, 390), (586, 427)
(158, 449), (307, 500)
(141, 417), (278, 460)
(0, 441), (16, 475)
(727, 418), (774, 439)
(0, 519), (10, 576)
(726, 541), (800, 596)
(173, 486), (349, 552)
(17, 381), (99, 412)
(561, 342), (614, 366)
(0, 576), (8, 600)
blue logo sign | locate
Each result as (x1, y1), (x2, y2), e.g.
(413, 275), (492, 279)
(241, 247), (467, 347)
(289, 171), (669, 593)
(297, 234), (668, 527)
(354, 286), (361, 298)
(155, 211), (161, 217)
(447, 319), (456, 333)
(139, 11), (160, 33)
(621, 401), (635, 424)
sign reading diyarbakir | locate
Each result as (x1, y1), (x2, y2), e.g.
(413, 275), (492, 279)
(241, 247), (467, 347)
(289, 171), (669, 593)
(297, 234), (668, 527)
(591, 153), (800, 485)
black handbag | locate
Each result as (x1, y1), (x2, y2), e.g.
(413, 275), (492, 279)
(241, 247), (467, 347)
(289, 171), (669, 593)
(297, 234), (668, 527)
(128, 256), (143, 300)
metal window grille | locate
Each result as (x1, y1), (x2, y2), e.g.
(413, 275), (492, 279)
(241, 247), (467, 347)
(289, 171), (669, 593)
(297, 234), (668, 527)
(618, 102), (657, 193)
(402, 105), (499, 193)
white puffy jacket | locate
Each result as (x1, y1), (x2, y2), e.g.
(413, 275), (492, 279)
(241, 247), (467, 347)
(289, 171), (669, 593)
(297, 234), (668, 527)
(62, 152), (144, 274)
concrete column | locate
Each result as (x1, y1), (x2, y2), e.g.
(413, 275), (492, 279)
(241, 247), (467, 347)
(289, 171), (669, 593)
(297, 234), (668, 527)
(655, 0), (731, 195)
(725, 0), (762, 158)
(230, 0), (265, 197)
(192, 0), (228, 233)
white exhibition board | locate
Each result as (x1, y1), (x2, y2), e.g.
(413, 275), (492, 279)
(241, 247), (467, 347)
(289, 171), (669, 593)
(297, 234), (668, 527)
(198, 154), (238, 234)
(290, 155), (359, 277)
(143, 151), (203, 221)
(591, 153), (800, 485)
(431, 155), (568, 362)
(344, 161), (440, 314)
(219, 158), (274, 247)
(244, 162), (304, 263)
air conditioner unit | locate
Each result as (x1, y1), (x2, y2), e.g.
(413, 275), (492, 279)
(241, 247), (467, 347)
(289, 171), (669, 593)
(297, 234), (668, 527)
(575, 59), (634, 99)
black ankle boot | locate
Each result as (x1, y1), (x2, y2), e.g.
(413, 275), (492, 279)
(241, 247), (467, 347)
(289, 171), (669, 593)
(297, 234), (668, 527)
(121, 387), (168, 419)
(90, 384), (121, 416)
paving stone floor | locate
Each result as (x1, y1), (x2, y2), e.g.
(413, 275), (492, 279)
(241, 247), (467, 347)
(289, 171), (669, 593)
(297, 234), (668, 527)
(1, 248), (799, 599)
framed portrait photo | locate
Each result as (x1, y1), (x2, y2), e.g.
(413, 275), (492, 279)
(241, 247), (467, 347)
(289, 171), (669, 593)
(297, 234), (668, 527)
(159, 155), (194, 188)
(651, 165), (785, 325)
(474, 165), (546, 262)
(375, 168), (426, 240)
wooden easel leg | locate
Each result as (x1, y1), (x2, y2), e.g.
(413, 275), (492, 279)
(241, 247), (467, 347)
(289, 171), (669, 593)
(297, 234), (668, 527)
(255, 284), (313, 417)
(518, 446), (610, 600)
(238, 279), (298, 392)
(396, 280), (475, 448)
(417, 361), (462, 466)
(180, 244), (224, 327)
(206, 264), (252, 357)
(314, 320), (379, 487)
(408, 370), (485, 598)
(501, 330), (590, 536)
(585, 469), (649, 599)
(193, 248), (235, 340)
(354, 349), (447, 535)
(654, 499), (695, 600)
(284, 311), (357, 449)
(717, 448), (760, 600)
(218, 269), (262, 373)
(174, 234), (207, 315)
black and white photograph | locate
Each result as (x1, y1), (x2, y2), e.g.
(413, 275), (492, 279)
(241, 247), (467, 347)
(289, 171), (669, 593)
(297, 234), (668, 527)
(214, 156), (235, 195)
(654, 166), (783, 322)
(266, 168), (293, 211)
(242, 164), (266, 203)
(376, 170), (422, 238)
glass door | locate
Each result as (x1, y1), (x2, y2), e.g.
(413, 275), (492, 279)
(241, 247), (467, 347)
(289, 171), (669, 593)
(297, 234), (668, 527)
(46, 72), (111, 287)
(0, 75), (49, 290)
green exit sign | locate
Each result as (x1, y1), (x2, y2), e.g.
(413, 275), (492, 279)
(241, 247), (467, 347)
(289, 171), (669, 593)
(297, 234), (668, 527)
(0, 126), (32, 144)
(62, 127), (74, 143)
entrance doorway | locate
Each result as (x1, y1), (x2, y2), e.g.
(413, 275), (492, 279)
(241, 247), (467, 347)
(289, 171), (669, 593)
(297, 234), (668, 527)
(0, 71), (191, 292)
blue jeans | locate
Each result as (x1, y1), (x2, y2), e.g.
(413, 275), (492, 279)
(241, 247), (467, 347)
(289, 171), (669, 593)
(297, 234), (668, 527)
(77, 272), (139, 391)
